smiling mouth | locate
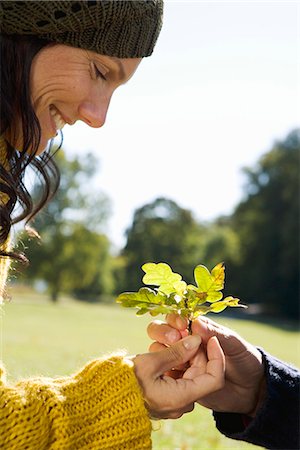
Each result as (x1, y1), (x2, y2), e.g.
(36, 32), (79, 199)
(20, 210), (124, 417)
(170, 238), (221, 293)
(49, 105), (67, 133)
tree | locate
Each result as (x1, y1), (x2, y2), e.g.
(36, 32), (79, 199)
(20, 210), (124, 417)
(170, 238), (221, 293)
(121, 197), (205, 291)
(20, 149), (114, 302)
(29, 149), (110, 234)
(231, 129), (300, 318)
(22, 223), (113, 302)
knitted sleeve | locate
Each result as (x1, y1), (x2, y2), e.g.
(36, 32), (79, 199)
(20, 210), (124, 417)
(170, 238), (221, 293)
(213, 348), (300, 450)
(0, 354), (152, 450)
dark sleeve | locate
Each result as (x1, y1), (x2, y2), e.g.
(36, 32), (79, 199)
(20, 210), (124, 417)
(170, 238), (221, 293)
(213, 348), (300, 449)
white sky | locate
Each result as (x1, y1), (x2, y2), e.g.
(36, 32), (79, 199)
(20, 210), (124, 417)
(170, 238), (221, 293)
(62, 1), (300, 250)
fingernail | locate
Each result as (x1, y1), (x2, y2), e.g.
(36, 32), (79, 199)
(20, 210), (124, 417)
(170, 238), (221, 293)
(166, 329), (179, 344)
(182, 335), (201, 350)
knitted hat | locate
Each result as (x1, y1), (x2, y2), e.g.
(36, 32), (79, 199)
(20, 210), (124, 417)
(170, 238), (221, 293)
(0, 0), (163, 58)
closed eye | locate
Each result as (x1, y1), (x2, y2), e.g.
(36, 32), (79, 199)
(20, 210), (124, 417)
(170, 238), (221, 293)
(94, 64), (106, 81)
(90, 62), (107, 81)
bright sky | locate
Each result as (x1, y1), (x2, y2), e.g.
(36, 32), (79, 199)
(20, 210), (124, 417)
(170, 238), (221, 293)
(63, 1), (300, 250)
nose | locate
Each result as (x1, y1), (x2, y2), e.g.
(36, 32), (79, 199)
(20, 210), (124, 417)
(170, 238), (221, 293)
(78, 95), (112, 128)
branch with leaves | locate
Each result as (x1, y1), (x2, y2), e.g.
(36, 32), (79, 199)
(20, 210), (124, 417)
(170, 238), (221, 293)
(116, 262), (247, 330)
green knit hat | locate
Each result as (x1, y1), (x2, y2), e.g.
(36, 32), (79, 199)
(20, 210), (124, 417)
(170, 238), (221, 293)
(0, 0), (163, 58)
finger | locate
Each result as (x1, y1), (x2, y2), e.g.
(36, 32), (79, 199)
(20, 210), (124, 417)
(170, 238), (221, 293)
(190, 347), (208, 368)
(166, 313), (188, 331)
(149, 341), (190, 372)
(192, 316), (241, 354)
(191, 316), (225, 342)
(184, 348), (208, 380)
(149, 342), (166, 353)
(147, 320), (182, 345)
(149, 334), (202, 377)
(173, 336), (224, 403)
(205, 336), (226, 381)
(161, 337), (225, 410)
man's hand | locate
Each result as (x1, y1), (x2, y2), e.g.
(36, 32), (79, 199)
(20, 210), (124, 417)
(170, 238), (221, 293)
(147, 315), (266, 417)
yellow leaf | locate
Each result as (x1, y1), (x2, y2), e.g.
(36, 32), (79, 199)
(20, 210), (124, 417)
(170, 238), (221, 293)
(210, 262), (225, 291)
(142, 262), (182, 295)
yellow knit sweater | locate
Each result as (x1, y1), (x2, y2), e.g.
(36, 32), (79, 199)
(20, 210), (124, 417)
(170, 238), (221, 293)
(0, 137), (152, 449)
(0, 357), (152, 449)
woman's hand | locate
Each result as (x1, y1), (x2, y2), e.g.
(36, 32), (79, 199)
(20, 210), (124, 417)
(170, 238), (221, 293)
(147, 315), (266, 418)
(133, 334), (225, 419)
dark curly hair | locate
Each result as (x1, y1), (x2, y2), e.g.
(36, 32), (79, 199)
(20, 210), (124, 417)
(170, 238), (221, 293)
(0, 34), (61, 262)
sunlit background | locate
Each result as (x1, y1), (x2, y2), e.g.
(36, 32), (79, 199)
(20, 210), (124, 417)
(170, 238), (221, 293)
(62, 0), (299, 249)
(3, 4), (299, 448)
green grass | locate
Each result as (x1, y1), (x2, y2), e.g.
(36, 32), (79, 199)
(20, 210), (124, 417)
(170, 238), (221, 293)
(1, 289), (299, 450)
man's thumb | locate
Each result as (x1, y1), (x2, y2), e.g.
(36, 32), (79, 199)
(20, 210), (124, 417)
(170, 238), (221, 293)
(150, 335), (201, 376)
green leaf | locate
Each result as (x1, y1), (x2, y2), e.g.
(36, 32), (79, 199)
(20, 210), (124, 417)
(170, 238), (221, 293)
(116, 287), (158, 307)
(116, 261), (247, 321)
(194, 265), (212, 291)
(149, 305), (177, 316)
(207, 296), (247, 314)
(206, 291), (223, 303)
(223, 296), (247, 308)
(209, 302), (228, 313)
(173, 280), (187, 295)
(142, 262), (183, 295)
(136, 308), (149, 316)
(192, 306), (211, 317)
(185, 288), (198, 309)
(116, 287), (179, 316)
(164, 293), (181, 306)
(187, 284), (198, 291)
(193, 263), (225, 305)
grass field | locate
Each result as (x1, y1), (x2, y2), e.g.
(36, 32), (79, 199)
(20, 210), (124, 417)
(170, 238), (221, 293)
(1, 288), (299, 450)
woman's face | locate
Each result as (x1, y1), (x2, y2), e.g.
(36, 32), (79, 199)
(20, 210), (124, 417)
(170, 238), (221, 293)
(16, 44), (141, 153)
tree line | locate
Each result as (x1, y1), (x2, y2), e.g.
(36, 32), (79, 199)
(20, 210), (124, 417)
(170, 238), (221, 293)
(17, 129), (299, 319)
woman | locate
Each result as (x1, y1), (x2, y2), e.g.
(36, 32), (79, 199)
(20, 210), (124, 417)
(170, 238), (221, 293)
(0, 1), (226, 449)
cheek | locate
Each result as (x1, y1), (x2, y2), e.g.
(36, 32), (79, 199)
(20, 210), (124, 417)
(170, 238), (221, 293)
(32, 68), (87, 105)
(32, 80), (67, 107)
(49, 82), (90, 107)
